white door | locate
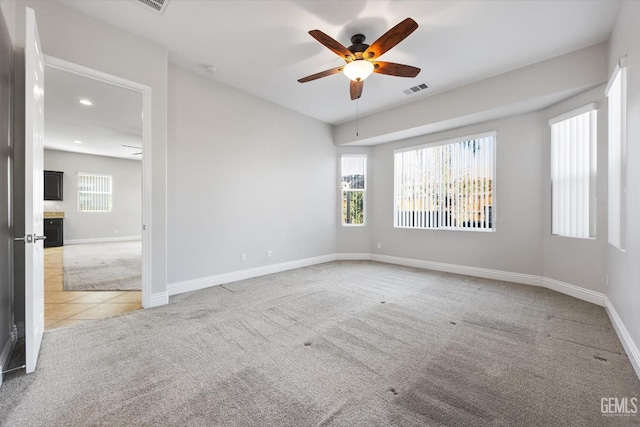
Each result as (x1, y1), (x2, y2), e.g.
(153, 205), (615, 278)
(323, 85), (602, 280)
(24, 7), (45, 374)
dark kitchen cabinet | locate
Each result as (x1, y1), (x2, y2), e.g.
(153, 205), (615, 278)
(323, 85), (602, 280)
(44, 218), (63, 247)
(44, 170), (63, 201)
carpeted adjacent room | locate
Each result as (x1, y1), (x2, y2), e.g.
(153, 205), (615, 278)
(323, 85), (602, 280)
(62, 241), (142, 291)
(1, 261), (639, 426)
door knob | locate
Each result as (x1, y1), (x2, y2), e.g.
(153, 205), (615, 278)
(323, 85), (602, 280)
(13, 234), (46, 243)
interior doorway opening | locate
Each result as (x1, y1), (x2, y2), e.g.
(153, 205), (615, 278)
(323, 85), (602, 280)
(41, 57), (153, 327)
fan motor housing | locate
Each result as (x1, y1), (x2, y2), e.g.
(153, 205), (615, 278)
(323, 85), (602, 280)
(348, 34), (369, 57)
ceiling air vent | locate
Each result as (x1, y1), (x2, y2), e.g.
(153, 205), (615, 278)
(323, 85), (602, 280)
(403, 83), (429, 95)
(135, 0), (170, 15)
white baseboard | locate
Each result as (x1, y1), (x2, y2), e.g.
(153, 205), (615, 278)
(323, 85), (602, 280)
(336, 253), (372, 261)
(170, 252), (591, 304)
(604, 297), (640, 380)
(65, 236), (141, 245)
(370, 254), (608, 305)
(167, 254), (337, 296)
(542, 277), (605, 306)
(370, 254), (542, 287)
(148, 291), (169, 308)
(0, 325), (18, 389)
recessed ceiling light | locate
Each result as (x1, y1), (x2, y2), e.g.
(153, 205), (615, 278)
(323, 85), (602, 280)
(73, 140), (83, 144)
(78, 99), (93, 106)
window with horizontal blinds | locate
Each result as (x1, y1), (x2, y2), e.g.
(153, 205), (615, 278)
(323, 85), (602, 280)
(394, 133), (495, 231)
(77, 172), (113, 212)
(607, 60), (627, 250)
(549, 104), (597, 239)
(341, 155), (366, 225)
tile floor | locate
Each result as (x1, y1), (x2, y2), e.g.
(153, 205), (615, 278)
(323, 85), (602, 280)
(45, 246), (142, 330)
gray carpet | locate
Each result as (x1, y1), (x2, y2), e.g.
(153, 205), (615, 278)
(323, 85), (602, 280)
(63, 241), (142, 291)
(2, 261), (639, 426)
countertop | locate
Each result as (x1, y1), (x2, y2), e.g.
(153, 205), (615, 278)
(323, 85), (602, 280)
(44, 211), (64, 219)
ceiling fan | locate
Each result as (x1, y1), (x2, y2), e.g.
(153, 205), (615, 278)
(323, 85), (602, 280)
(298, 18), (421, 100)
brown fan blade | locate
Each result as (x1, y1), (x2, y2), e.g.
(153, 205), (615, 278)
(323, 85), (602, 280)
(309, 30), (355, 61)
(363, 18), (418, 60)
(372, 62), (420, 78)
(350, 79), (364, 100)
(298, 66), (344, 83)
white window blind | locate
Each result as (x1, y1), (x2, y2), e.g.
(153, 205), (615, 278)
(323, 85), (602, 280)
(394, 133), (495, 231)
(341, 155), (366, 225)
(606, 58), (627, 250)
(549, 104), (597, 239)
(77, 172), (112, 212)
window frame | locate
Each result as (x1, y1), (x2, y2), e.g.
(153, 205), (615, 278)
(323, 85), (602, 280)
(77, 172), (113, 213)
(393, 131), (497, 232)
(606, 57), (627, 251)
(548, 103), (598, 239)
(340, 154), (367, 227)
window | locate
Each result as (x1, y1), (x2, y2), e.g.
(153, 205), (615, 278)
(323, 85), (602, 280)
(77, 172), (112, 212)
(394, 132), (495, 231)
(549, 104), (597, 239)
(341, 155), (366, 225)
(607, 58), (627, 250)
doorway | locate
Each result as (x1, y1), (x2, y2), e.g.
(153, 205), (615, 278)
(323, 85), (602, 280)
(42, 57), (152, 327)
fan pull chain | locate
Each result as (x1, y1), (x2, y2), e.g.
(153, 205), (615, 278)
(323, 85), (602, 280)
(356, 98), (359, 137)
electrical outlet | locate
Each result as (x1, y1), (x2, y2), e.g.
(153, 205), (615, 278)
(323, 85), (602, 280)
(377, 243), (382, 249)
(241, 253), (246, 262)
(267, 250), (272, 258)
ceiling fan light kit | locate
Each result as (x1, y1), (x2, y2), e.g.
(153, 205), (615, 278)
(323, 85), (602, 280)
(298, 18), (421, 100)
(343, 60), (374, 81)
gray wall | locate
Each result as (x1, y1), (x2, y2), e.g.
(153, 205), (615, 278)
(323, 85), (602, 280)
(337, 87), (612, 295)
(607, 0), (640, 366)
(336, 86), (612, 296)
(0, 0), (15, 365)
(43, 150), (141, 242)
(333, 42), (612, 296)
(365, 113), (545, 276)
(167, 64), (336, 284)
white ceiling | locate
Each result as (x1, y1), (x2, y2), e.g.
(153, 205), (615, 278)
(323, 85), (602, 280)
(44, 66), (143, 160)
(55, 0), (620, 126)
